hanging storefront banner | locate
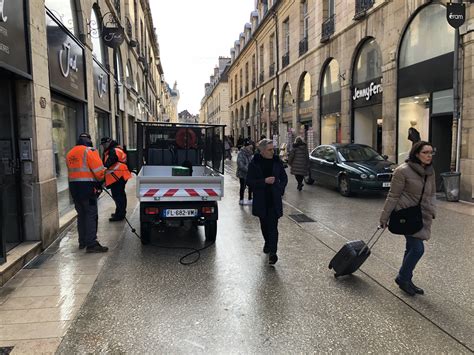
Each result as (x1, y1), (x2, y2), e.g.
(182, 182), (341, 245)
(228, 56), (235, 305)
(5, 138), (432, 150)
(0, 0), (29, 76)
(352, 77), (383, 108)
(446, 3), (465, 29)
(101, 12), (124, 49)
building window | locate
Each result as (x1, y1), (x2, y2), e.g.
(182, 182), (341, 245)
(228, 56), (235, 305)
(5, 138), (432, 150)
(45, 0), (78, 35)
(283, 18), (290, 54)
(245, 62), (249, 93)
(321, 0), (335, 42)
(259, 44), (265, 83)
(239, 69), (243, 97)
(91, 8), (105, 64)
(252, 55), (256, 88)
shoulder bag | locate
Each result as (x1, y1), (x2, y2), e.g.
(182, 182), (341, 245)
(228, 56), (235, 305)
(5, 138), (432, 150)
(388, 175), (427, 235)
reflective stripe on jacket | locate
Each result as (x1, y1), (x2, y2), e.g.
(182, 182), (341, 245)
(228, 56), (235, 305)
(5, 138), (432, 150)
(66, 145), (105, 183)
(104, 146), (131, 187)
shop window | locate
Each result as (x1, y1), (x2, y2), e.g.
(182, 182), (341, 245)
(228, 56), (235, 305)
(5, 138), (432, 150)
(399, 4), (454, 69)
(45, 0), (78, 35)
(95, 111), (111, 150)
(321, 59), (340, 95)
(282, 84), (293, 112)
(126, 61), (133, 88)
(397, 94), (430, 162)
(269, 89), (276, 112)
(320, 59), (341, 145)
(353, 39), (382, 85)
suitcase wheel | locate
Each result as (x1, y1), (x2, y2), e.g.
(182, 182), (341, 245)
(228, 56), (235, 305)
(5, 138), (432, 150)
(328, 262), (333, 270)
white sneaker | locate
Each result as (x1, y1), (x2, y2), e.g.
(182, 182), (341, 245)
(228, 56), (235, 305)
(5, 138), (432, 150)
(245, 199), (253, 205)
(239, 200), (244, 205)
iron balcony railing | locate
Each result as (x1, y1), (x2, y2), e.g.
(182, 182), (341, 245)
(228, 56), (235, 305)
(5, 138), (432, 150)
(354, 0), (375, 20)
(125, 17), (132, 38)
(269, 62), (275, 77)
(299, 37), (308, 56)
(321, 15), (335, 43)
(282, 52), (289, 68)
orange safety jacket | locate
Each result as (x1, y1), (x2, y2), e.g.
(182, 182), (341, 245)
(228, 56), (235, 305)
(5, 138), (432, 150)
(66, 145), (105, 183)
(104, 146), (131, 187)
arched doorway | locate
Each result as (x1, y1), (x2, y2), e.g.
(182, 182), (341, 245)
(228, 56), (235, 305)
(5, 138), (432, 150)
(298, 72), (312, 147)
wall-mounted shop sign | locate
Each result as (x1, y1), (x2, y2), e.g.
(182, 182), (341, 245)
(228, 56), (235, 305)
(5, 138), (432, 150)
(93, 58), (110, 112)
(47, 13), (85, 100)
(0, 0), (29, 76)
(446, 2), (465, 29)
(352, 78), (383, 108)
(101, 12), (124, 49)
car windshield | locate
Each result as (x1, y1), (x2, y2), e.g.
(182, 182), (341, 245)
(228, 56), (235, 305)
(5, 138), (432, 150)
(337, 146), (384, 162)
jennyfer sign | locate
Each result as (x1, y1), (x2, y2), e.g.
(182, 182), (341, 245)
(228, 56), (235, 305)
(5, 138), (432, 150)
(0, 0), (29, 76)
(352, 78), (383, 108)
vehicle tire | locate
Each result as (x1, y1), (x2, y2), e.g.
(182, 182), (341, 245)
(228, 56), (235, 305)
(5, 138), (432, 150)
(305, 176), (315, 185)
(338, 175), (352, 197)
(204, 220), (217, 242)
(140, 222), (151, 245)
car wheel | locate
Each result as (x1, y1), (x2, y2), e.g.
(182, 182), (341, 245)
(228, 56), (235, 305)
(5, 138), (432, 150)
(338, 175), (352, 197)
(304, 176), (315, 185)
(204, 220), (217, 242)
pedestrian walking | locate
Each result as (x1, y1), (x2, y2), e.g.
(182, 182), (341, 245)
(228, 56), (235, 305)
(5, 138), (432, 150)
(236, 139), (254, 205)
(224, 136), (232, 160)
(66, 133), (108, 253)
(237, 135), (244, 150)
(379, 141), (436, 296)
(246, 138), (288, 265)
(288, 136), (310, 191)
(101, 137), (132, 222)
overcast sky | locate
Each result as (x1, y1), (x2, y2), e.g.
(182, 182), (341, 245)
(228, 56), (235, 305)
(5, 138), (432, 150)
(149, 0), (256, 115)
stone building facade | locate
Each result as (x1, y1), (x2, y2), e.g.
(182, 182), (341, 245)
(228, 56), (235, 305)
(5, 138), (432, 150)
(0, 0), (172, 273)
(225, 0), (473, 201)
(200, 57), (232, 133)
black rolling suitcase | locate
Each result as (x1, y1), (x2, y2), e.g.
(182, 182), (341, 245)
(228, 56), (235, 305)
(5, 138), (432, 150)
(329, 227), (385, 278)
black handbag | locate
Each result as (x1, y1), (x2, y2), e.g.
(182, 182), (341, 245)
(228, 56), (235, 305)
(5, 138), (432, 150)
(388, 175), (427, 235)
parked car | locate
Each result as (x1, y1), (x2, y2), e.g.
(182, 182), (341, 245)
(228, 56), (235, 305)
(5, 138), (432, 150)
(305, 143), (395, 197)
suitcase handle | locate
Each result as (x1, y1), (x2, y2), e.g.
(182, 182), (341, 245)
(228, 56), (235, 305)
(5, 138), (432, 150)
(359, 227), (386, 256)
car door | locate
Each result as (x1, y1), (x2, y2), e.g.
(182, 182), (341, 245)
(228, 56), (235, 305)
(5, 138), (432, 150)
(309, 146), (326, 184)
(320, 146), (340, 186)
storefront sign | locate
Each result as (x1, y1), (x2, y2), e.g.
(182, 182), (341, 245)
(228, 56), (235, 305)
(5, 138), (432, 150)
(93, 58), (110, 112)
(0, 0), (29, 76)
(47, 13), (85, 100)
(102, 26), (124, 49)
(352, 78), (383, 108)
(446, 3), (465, 29)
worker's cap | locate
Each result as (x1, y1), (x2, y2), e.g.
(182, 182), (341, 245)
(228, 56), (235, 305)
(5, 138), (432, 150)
(79, 133), (91, 140)
(100, 137), (112, 145)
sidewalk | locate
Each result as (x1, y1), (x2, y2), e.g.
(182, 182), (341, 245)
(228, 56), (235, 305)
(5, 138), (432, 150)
(0, 184), (137, 354)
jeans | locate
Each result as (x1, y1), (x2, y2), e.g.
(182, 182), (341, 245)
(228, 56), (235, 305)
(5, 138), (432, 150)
(258, 208), (279, 254)
(74, 197), (98, 247)
(239, 178), (253, 201)
(110, 178), (127, 217)
(398, 236), (424, 282)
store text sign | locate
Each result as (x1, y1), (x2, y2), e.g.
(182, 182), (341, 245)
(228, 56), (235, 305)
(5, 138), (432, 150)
(446, 3), (465, 29)
(0, 0), (29, 75)
(93, 58), (110, 112)
(47, 13), (86, 101)
(352, 78), (383, 108)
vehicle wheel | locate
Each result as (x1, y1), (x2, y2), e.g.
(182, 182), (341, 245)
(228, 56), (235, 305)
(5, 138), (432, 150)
(204, 220), (217, 242)
(305, 176), (315, 185)
(338, 175), (352, 197)
(140, 222), (151, 245)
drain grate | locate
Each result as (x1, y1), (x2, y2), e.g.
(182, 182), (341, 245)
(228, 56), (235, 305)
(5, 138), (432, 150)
(24, 254), (53, 269)
(289, 214), (315, 223)
(0, 347), (14, 354)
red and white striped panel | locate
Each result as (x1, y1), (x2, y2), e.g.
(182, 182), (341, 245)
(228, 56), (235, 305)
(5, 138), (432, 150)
(141, 188), (220, 198)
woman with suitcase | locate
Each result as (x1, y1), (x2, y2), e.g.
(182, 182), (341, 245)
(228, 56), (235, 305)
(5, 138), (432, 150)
(379, 141), (437, 296)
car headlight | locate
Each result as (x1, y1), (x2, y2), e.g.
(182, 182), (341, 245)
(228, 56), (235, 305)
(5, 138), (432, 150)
(369, 174), (376, 179)
(360, 174), (368, 179)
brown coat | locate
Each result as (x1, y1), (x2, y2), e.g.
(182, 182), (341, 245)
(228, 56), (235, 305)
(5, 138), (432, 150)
(288, 143), (310, 176)
(380, 162), (436, 240)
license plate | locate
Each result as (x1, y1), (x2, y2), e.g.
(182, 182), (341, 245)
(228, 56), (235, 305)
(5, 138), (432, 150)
(383, 182), (391, 187)
(164, 209), (198, 217)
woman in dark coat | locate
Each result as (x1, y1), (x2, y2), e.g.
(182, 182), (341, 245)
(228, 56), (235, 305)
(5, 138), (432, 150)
(246, 139), (288, 265)
(380, 141), (436, 296)
(288, 136), (310, 191)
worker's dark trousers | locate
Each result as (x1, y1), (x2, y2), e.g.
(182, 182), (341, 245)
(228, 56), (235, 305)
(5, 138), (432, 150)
(110, 178), (127, 218)
(74, 197), (98, 247)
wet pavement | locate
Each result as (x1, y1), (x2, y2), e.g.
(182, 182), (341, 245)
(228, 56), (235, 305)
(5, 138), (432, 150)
(1, 157), (473, 353)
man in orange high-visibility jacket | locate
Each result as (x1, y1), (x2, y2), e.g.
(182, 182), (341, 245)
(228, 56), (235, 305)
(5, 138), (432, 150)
(101, 137), (132, 222)
(66, 133), (108, 253)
